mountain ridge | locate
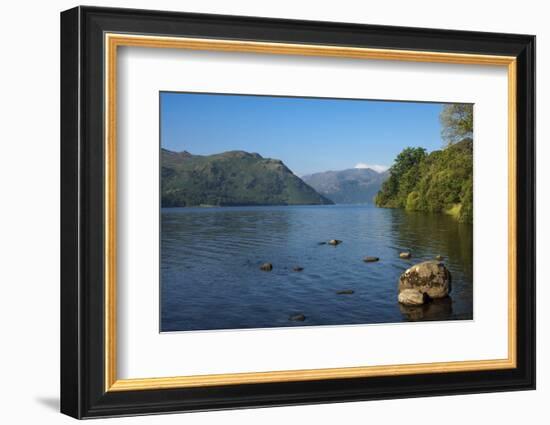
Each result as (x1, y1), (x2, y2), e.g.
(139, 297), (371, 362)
(161, 149), (334, 207)
(302, 167), (389, 204)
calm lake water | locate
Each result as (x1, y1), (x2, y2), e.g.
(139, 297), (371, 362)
(161, 204), (473, 332)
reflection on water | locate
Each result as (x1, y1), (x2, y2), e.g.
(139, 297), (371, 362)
(161, 204), (473, 332)
(399, 297), (453, 321)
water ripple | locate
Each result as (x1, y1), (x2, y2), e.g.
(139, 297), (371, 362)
(161, 204), (473, 331)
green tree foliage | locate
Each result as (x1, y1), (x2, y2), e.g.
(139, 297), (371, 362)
(459, 175), (473, 223)
(440, 104), (473, 145)
(374, 147), (426, 208)
(375, 139), (473, 223)
(375, 103), (474, 223)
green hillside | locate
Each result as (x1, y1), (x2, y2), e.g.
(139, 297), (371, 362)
(161, 149), (334, 207)
(375, 138), (473, 223)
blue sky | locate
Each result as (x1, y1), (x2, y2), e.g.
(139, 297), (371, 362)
(160, 92), (446, 176)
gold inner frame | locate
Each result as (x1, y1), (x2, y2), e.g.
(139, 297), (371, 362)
(104, 33), (517, 392)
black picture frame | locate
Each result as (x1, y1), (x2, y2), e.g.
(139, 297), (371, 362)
(61, 5), (535, 419)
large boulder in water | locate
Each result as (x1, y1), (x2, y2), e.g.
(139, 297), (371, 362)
(398, 261), (451, 303)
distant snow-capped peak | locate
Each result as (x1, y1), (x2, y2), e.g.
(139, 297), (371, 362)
(354, 163), (389, 173)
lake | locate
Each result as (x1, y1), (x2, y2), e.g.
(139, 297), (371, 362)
(161, 204), (473, 332)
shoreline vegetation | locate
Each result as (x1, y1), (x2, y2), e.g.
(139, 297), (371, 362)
(374, 138), (473, 223)
(375, 104), (473, 223)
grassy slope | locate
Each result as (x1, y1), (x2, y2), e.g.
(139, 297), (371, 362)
(161, 149), (334, 207)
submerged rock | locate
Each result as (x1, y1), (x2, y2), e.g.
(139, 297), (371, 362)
(289, 313), (306, 321)
(328, 239), (343, 246)
(336, 289), (354, 295)
(293, 266), (304, 272)
(259, 262), (273, 271)
(399, 252), (412, 259)
(363, 256), (379, 263)
(398, 260), (452, 302)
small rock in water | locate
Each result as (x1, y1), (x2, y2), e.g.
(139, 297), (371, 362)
(328, 239), (343, 246)
(259, 262), (273, 271)
(435, 255), (444, 261)
(399, 252), (412, 259)
(398, 289), (428, 306)
(363, 256), (379, 263)
(336, 289), (354, 295)
(289, 313), (306, 322)
(293, 266), (304, 272)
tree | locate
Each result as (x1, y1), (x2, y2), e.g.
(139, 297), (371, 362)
(375, 140), (473, 223)
(440, 104), (473, 145)
(375, 147), (426, 208)
(391, 147), (427, 178)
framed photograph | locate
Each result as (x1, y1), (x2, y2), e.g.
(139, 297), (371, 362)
(60, 6), (535, 419)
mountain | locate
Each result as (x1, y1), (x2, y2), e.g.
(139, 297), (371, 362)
(161, 149), (334, 207)
(301, 168), (389, 204)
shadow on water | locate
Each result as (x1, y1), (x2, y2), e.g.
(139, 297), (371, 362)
(399, 297), (453, 321)
(388, 208), (473, 280)
(389, 208), (473, 322)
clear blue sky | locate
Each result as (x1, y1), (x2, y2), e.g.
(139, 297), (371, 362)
(160, 92), (446, 176)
